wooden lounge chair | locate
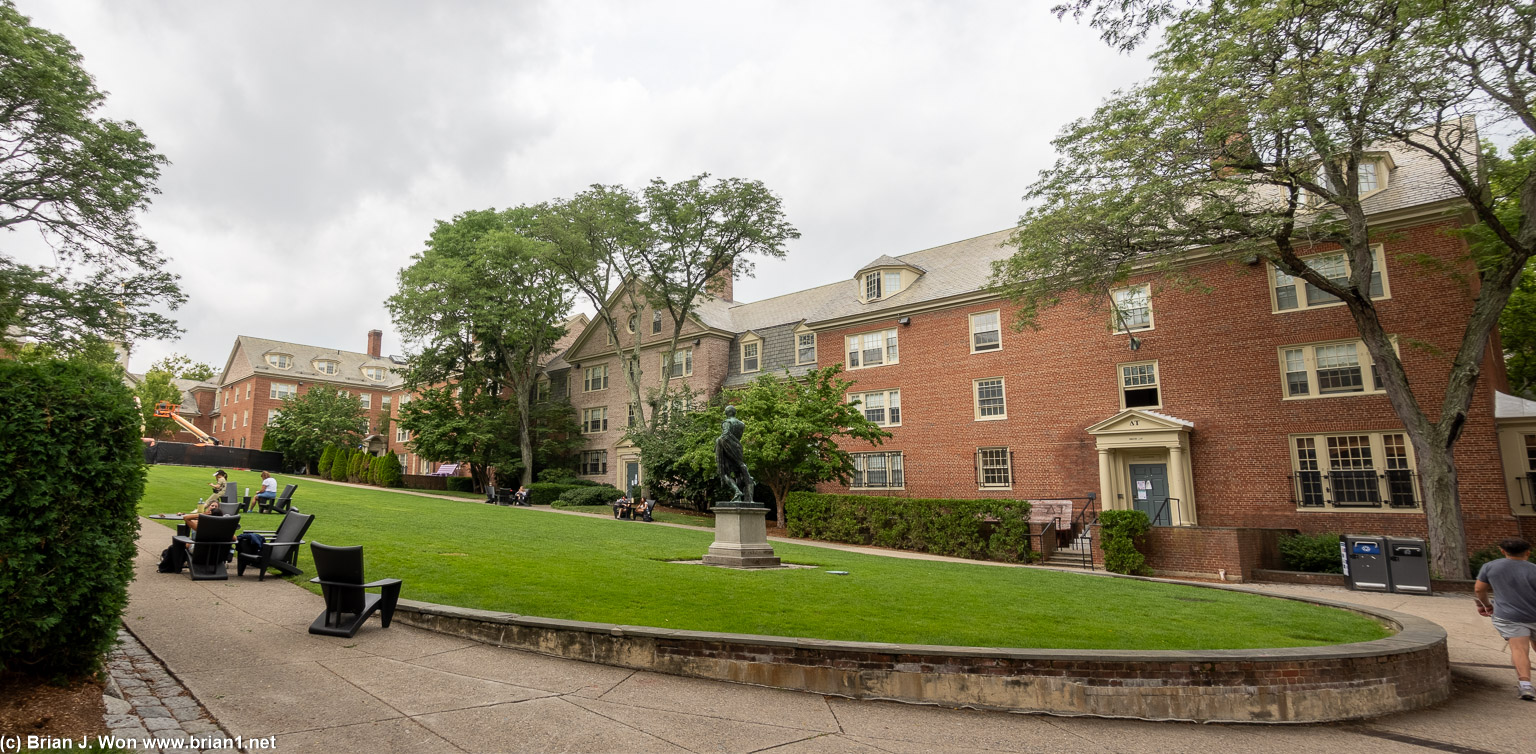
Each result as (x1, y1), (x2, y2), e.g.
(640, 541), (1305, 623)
(307, 542), (403, 638)
(237, 511), (314, 581)
(260, 484), (298, 514)
(172, 514), (240, 581)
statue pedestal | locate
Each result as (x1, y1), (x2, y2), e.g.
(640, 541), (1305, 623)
(703, 504), (781, 569)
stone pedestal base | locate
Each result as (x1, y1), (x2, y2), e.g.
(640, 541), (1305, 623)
(703, 504), (781, 568)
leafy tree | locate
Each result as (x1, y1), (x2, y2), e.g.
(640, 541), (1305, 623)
(264, 386), (364, 471)
(0, 2), (183, 354)
(536, 176), (799, 444)
(656, 367), (891, 525)
(529, 398), (585, 479)
(388, 208), (572, 486)
(1488, 139), (1536, 396)
(148, 353), (215, 381)
(397, 384), (521, 492)
(995, 0), (1536, 578)
(132, 369), (183, 439)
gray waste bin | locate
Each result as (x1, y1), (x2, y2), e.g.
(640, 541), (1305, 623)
(1342, 535), (1390, 592)
(1386, 536), (1432, 594)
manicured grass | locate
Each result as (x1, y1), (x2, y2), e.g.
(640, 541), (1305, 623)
(140, 465), (1390, 650)
(553, 503), (717, 528)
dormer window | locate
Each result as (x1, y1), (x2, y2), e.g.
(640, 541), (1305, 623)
(265, 353), (292, 369)
(884, 271), (901, 295)
(362, 366), (388, 382)
(1309, 152), (1393, 203)
(865, 271), (882, 301)
(314, 360), (338, 375)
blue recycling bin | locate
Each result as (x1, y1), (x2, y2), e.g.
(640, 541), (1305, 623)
(1342, 535), (1390, 592)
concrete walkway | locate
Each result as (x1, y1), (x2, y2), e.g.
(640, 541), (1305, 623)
(126, 516), (1532, 753)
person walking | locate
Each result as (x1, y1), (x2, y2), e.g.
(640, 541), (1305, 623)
(1475, 537), (1536, 701)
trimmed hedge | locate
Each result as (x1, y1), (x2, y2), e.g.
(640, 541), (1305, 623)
(317, 446), (336, 477)
(375, 453), (403, 488)
(445, 477), (475, 493)
(1098, 509), (1151, 575)
(330, 449), (350, 482)
(1279, 532), (1345, 574)
(0, 359), (145, 677)
(526, 482), (588, 506)
(784, 492), (1033, 562)
(554, 485), (623, 508)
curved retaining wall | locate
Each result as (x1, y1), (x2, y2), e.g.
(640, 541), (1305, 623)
(391, 588), (1449, 723)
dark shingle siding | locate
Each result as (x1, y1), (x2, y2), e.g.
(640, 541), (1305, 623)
(723, 323), (815, 387)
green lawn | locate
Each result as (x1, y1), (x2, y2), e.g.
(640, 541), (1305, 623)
(552, 503), (717, 528)
(140, 465), (1390, 650)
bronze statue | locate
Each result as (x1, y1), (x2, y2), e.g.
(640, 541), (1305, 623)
(715, 405), (755, 503)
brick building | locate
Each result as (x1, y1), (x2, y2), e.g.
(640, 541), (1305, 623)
(558, 134), (1536, 563)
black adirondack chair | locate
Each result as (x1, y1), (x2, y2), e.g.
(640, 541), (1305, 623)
(221, 483), (245, 513)
(172, 514), (241, 581)
(261, 484), (298, 514)
(237, 511), (314, 581)
(307, 542), (403, 638)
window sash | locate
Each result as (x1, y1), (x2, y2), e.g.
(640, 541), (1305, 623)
(1281, 341), (1387, 398)
(651, 311), (663, 334)
(797, 333), (817, 364)
(583, 408), (608, 433)
(742, 341), (759, 372)
(846, 330), (897, 369)
(1275, 249), (1387, 311)
(975, 378), (1006, 418)
(1292, 432), (1417, 509)
(1112, 287), (1151, 331)
(269, 383), (297, 400)
(851, 390), (900, 426)
(978, 447), (1011, 487)
(851, 452), (904, 489)
(865, 272), (881, 300)
(971, 311), (1001, 352)
(883, 271), (901, 295)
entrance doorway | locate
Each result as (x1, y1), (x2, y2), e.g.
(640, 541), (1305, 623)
(624, 461), (641, 495)
(1129, 463), (1170, 526)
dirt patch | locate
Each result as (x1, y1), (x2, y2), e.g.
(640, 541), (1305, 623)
(0, 673), (108, 739)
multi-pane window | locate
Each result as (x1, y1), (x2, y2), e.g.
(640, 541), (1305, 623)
(850, 452), (904, 489)
(978, 447), (1012, 488)
(359, 393), (371, 410)
(884, 271), (902, 296)
(584, 365), (609, 392)
(741, 341), (760, 373)
(652, 311), (663, 334)
(1279, 340), (1389, 399)
(971, 310), (1001, 352)
(396, 426), (411, 442)
(850, 389), (901, 426)
(242, 410), (248, 427)
(864, 271), (882, 300)
(363, 367), (388, 381)
(1272, 246), (1388, 312)
(536, 379), (550, 402)
(581, 450), (608, 476)
(627, 404), (637, 428)
(314, 360), (338, 375)
(268, 409), (280, 423)
(266, 354), (292, 369)
(246, 384), (251, 399)
(663, 350), (693, 378)
(1112, 285), (1152, 332)
(1291, 432), (1419, 510)
(846, 329), (898, 369)
(797, 333), (817, 365)
(382, 395), (391, 411)
(627, 314), (637, 333)
(269, 383), (297, 400)
(1119, 361), (1160, 409)
(1358, 161), (1379, 193)
(974, 378), (1006, 420)
(582, 407), (608, 434)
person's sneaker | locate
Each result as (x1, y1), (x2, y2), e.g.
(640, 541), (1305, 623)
(1519, 683), (1535, 701)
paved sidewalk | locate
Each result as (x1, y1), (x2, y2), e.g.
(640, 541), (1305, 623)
(126, 518), (1530, 753)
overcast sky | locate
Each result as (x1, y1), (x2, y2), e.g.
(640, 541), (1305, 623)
(19, 0), (1154, 375)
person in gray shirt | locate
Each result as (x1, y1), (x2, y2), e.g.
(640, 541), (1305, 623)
(1475, 537), (1536, 701)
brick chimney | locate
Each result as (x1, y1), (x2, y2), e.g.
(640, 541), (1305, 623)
(366, 329), (382, 358)
(711, 264), (734, 302)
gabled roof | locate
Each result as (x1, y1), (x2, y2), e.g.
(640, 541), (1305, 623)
(542, 314), (590, 371)
(221, 335), (407, 390)
(855, 255), (925, 275)
(1496, 391), (1536, 420)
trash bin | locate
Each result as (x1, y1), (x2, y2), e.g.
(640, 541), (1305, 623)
(1386, 536), (1432, 595)
(1342, 535), (1390, 592)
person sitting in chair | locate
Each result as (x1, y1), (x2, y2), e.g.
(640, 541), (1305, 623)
(639, 497), (657, 522)
(253, 471), (278, 509)
(613, 494), (632, 519)
(515, 485), (529, 506)
(183, 470), (228, 531)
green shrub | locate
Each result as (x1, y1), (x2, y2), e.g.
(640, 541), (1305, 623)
(537, 468), (578, 484)
(330, 449), (350, 482)
(567, 478), (601, 487)
(526, 482), (587, 506)
(784, 492), (1033, 562)
(0, 358), (145, 677)
(445, 477), (475, 493)
(555, 486), (623, 508)
(369, 456), (385, 486)
(1098, 509), (1151, 575)
(376, 453), (403, 488)
(1278, 532), (1344, 574)
(352, 452), (369, 483)
(317, 446), (336, 477)
(1470, 544), (1504, 577)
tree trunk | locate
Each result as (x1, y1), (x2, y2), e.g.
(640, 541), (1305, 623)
(516, 385), (535, 487)
(1411, 435), (1470, 579)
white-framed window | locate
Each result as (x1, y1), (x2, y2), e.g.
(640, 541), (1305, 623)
(850, 451), (904, 490)
(382, 395), (391, 411)
(1279, 339), (1393, 399)
(267, 409), (280, 424)
(245, 384), (251, 399)
(582, 407), (609, 434)
(396, 426), (411, 442)
(269, 383), (297, 400)
(849, 389), (901, 427)
(651, 311), (663, 334)
(242, 410), (248, 427)
(796, 333), (817, 365)
(627, 403), (637, 428)
(977, 447), (1012, 489)
(536, 378), (550, 402)
(584, 364), (609, 392)
(362, 366), (388, 381)
(973, 377), (1006, 420)
(265, 353), (292, 369)
(884, 270), (902, 296)
(740, 340), (760, 373)
(970, 310), (1001, 353)
(581, 450), (608, 476)
(221, 416), (227, 431)
(213, 392), (220, 409)
(1310, 157), (1391, 202)
(313, 360), (338, 375)
(627, 314), (637, 333)
(1291, 431), (1419, 511)
(864, 271), (882, 301)
(359, 393), (371, 410)
(1119, 361), (1161, 409)
(1112, 285), (1152, 332)
(662, 349), (693, 378)
(845, 329), (898, 369)
(1270, 246), (1389, 312)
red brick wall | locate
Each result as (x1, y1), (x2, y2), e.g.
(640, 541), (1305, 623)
(812, 220), (1519, 549)
(210, 375), (402, 459)
(1089, 526), (1291, 581)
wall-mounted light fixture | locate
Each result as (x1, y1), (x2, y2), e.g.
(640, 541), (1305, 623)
(693, 338), (701, 346)
(898, 317), (911, 326)
(571, 363), (580, 370)
(1129, 336), (1143, 351)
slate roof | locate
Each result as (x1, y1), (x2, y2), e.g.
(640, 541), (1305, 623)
(856, 255), (925, 274)
(1496, 391), (1536, 420)
(227, 335), (408, 390)
(542, 314), (590, 371)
